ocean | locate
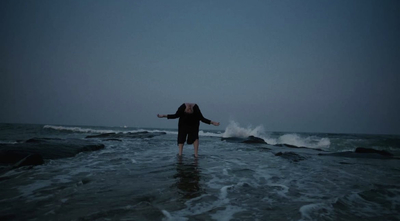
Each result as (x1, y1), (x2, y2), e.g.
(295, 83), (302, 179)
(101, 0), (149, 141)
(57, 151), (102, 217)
(0, 122), (399, 221)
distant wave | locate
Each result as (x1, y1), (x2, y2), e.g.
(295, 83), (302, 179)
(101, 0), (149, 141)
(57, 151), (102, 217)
(43, 125), (222, 137)
(43, 125), (116, 134)
(199, 130), (223, 137)
(0, 140), (18, 145)
(221, 121), (331, 149)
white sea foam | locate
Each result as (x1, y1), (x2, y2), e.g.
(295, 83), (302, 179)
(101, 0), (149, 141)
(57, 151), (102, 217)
(268, 183), (289, 198)
(52, 174), (72, 183)
(44, 125), (170, 135)
(164, 182), (243, 220)
(0, 140), (18, 144)
(278, 134), (331, 149)
(221, 121), (331, 149)
(17, 179), (53, 201)
(198, 130), (222, 137)
(299, 202), (332, 221)
(210, 185), (244, 220)
(210, 205), (244, 221)
(161, 210), (188, 221)
(220, 185), (233, 200)
(221, 121), (277, 144)
(222, 121), (266, 139)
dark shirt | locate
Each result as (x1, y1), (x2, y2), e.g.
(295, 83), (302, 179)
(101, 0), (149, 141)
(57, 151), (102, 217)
(167, 103), (211, 129)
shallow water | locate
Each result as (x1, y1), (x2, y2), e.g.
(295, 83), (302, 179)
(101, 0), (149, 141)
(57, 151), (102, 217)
(0, 124), (399, 220)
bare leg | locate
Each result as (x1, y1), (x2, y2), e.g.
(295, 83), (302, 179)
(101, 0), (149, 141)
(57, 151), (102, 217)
(178, 143), (184, 156)
(193, 139), (199, 157)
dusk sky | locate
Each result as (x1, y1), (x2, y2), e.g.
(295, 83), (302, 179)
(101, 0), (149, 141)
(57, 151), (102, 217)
(1, 0), (399, 134)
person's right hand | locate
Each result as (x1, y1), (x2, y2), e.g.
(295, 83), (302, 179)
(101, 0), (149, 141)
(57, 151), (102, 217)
(157, 114), (164, 118)
(211, 121), (220, 126)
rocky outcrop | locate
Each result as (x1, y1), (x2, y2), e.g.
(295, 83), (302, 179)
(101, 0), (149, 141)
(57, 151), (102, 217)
(221, 136), (325, 150)
(221, 135), (266, 144)
(13, 153), (44, 168)
(242, 136), (267, 144)
(319, 147), (396, 159)
(0, 138), (105, 168)
(275, 152), (306, 162)
(354, 147), (393, 156)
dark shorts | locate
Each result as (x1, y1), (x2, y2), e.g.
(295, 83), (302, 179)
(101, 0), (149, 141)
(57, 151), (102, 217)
(178, 127), (199, 145)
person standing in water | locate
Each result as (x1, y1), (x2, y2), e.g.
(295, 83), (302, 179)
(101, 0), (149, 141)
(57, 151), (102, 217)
(157, 103), (220, 157)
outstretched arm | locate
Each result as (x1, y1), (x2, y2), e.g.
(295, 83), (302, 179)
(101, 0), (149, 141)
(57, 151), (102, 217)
(157, 104), (185, 119)
(195, 105), (220, 126)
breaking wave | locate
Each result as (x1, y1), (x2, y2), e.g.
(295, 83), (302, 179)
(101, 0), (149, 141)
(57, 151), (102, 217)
(44, 125), (118, 134)
(222, 121), (331, 149)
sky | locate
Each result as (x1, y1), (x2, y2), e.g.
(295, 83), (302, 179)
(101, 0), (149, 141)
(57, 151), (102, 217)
(1, 0), (399, 134)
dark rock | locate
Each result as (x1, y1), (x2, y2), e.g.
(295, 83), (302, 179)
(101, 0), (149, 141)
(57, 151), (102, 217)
(355, 147), (393, 156)
(0, 214), (16, 220)
(86, 133), (117, 139)
(25, 137), (63, 143)
(274, 143), (304, 148)
(104, 139), (122, 142)
(259, 147), (272, 151)
(78, 144), (105, 152)
(221, 137), (245, 142)
(319, 148), (396, 159)
(221, 136), (266, 144)
(241, 182), (252, 188)
(0, 150), (31, 164)
(81, 178), (91, 185)
(275, 152), (306, 162)
(13, 153), (44, 168)
(0, 138), (105, 167)
(282, 144), (302, 148)
(242, 136), (266, 144)
(273, 143), (325, 151)
(339, 162), (352, 165)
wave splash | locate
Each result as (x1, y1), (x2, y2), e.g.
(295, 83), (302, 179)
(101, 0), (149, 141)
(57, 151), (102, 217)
(222, 121), (266, 139)
(278, 134), (331, 149)
(222, 121), (330, 149)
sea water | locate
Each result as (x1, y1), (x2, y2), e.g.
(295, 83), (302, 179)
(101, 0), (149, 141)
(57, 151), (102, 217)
(0, 122), (399, 220)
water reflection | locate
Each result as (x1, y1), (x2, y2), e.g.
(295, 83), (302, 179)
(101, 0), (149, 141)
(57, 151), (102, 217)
(174, 156), (203, 199)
